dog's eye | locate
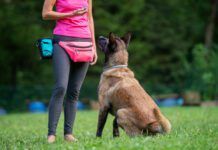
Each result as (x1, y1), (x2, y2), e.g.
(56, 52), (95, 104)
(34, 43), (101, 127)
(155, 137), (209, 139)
(108, 43), (117, 52)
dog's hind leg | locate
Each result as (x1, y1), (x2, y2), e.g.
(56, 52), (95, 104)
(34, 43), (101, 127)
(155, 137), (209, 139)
(117, 109), (141, 137)
(96, 106), (109, 137)
(113, 117), (120, 137)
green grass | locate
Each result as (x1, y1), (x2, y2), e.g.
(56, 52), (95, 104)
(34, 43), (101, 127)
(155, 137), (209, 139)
(0, 107), (218, 150)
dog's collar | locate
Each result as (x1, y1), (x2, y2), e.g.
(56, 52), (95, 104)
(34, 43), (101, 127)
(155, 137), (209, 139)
(103, 64), (128, 72)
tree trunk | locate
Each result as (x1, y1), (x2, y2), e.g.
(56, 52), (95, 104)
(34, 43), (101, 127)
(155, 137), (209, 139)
(205, 0), (218, 49)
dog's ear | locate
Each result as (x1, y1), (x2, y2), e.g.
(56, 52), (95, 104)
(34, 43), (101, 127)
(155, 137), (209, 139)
(109, 32), (116, 44)
(108, 32), (117, 51)
(122, 32), (131, 47)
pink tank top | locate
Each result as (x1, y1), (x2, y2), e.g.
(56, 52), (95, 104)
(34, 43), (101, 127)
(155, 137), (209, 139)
(53, 0), (91, 38)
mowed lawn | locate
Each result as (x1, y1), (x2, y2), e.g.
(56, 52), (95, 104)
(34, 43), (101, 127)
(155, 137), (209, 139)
(0, 107), (218, 150)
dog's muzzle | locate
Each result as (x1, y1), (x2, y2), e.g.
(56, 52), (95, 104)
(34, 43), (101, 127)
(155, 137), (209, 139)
(98, 36), (108, 53)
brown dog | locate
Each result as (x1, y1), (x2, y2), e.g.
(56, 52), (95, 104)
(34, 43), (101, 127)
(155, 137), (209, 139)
(96, 32), (171, 137)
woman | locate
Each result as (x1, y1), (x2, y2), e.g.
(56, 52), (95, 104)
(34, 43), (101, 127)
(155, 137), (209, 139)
(42, 0), (97, 143)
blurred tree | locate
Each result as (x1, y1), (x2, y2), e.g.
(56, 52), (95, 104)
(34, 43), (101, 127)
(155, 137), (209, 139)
(0, 0), (53, 86)
(0, 0), (54, 111)
(205, 0), (217, 49)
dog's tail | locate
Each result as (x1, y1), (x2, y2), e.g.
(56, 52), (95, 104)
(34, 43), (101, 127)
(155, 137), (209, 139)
(153, 108), (171, 134)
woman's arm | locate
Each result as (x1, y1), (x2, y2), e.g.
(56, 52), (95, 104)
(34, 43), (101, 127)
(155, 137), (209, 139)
(42, 0), (87, 20)
(88, 0), (98, 65)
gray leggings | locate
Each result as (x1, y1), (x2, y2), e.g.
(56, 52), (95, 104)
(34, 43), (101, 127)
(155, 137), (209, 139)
(48, 35), (90, 136)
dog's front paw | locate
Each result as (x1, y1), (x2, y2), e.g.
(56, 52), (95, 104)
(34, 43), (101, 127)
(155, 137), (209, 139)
(96, 132), (102, 137)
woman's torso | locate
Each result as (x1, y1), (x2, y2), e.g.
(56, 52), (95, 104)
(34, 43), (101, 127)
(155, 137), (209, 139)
(53, 0), (91, 38)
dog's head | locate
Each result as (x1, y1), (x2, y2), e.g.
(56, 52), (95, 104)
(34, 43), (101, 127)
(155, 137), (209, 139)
(98, 32), (131, 66)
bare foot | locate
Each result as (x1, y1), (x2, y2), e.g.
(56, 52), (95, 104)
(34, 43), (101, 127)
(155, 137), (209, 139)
(64, 134), (78, 142)
(47, 135), (56, 143)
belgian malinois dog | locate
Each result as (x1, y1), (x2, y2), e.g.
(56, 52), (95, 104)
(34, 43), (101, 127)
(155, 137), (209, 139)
(96, 32), (171, 137)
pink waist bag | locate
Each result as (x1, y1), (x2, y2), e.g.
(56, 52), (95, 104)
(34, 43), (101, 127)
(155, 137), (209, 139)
(59, 41), (94, 62)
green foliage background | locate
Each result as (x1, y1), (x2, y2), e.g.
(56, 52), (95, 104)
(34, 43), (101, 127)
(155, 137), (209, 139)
(0, 0), (217, 112)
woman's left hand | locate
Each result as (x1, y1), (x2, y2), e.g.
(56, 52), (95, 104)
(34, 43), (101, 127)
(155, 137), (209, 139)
(90, 48), (98, 65)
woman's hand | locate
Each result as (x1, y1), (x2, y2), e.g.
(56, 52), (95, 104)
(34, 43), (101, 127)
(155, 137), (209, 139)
(71, 8), (88, 16)
(90, 48), (98, 65)
(88, 0), (97, 66)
